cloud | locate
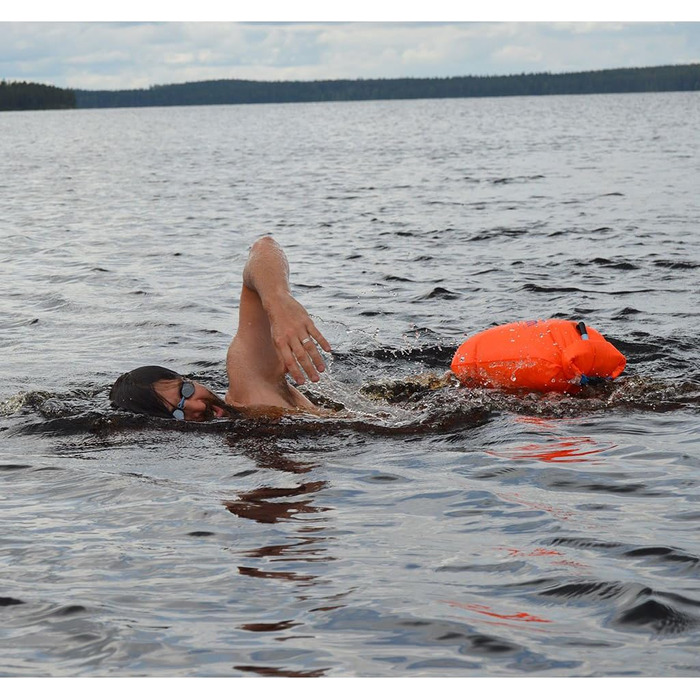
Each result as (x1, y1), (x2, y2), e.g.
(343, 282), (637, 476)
(0, 21), (699, 90)
(493, 45), (545, 67)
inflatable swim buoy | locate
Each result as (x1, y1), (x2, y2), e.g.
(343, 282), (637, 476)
(451, 319), (626, 393)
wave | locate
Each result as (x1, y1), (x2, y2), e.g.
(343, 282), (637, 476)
(2, 371), (698, 441)
(545, 581), (700, 635)
(538, 579), (700, 635)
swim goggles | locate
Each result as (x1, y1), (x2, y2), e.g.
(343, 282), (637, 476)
(172, 381), (195, 421)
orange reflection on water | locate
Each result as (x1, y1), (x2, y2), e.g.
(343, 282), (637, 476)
(442, 600), (552, 625)
(489, 436), (608, 463)
(500, 545), (589, 570)
(506, 546), (562, 557)
(498, 491), (574, 521)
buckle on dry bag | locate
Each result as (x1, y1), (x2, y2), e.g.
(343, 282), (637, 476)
(580, 375), (610, 387)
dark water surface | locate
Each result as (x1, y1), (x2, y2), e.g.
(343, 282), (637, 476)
(1, 93), (699, 677)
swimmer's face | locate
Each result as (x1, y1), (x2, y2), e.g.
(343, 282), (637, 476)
(154, 379), (235, 422)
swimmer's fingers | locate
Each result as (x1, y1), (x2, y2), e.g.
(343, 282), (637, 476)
(268, 296), (331, 384)
(307, 320), (332, 354)
(301, 335), (328, 377)
(280, 342), (308, 385)
(289, 336), (323, 384)
(275, 334), (322, 385)
(300, 320), (332, 379)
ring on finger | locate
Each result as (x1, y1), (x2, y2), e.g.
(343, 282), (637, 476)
(301, 337), (313, 345)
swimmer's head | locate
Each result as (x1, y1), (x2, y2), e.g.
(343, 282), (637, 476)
(110, 365), (235, 421)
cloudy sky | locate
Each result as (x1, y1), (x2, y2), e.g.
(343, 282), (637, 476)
(2, 5), (699, 90)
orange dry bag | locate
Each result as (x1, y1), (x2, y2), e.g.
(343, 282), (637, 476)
(451, 319), (626, 393)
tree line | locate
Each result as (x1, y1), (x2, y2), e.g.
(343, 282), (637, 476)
(2, 64), (699, 111)
(74, 64), (700, 109)
(0, 80), (76, 111)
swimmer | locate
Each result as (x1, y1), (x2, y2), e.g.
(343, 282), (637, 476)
(110, 236), (332, 421)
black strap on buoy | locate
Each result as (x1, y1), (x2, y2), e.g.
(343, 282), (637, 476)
(576, 321), (588, 339)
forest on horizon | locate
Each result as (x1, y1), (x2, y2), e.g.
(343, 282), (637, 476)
(2, 64), (700, 111)
(0, 80), (76, 111)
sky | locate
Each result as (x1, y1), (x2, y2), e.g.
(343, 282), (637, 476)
(2, 4), (699, 90)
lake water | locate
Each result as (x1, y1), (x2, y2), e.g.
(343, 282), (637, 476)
(1, 92), (699, 677)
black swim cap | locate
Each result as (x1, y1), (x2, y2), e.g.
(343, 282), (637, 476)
(109, 365), (182, 418)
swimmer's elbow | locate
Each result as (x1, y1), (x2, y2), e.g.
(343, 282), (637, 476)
(243, 236), (289, 289)
(250, 235), (278, 255)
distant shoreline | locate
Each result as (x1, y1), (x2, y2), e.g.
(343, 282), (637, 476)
(3, 64), (700, 112)
(0, 80), (75, 111)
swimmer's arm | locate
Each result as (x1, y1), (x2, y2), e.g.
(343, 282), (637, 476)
(241, 236), (331, 385)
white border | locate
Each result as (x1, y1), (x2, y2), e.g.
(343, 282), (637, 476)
(3, 2), (700, 22)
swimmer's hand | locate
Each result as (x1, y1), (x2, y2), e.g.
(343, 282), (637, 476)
(243, 235), (332, 385)
(266, 292), (332, 385)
